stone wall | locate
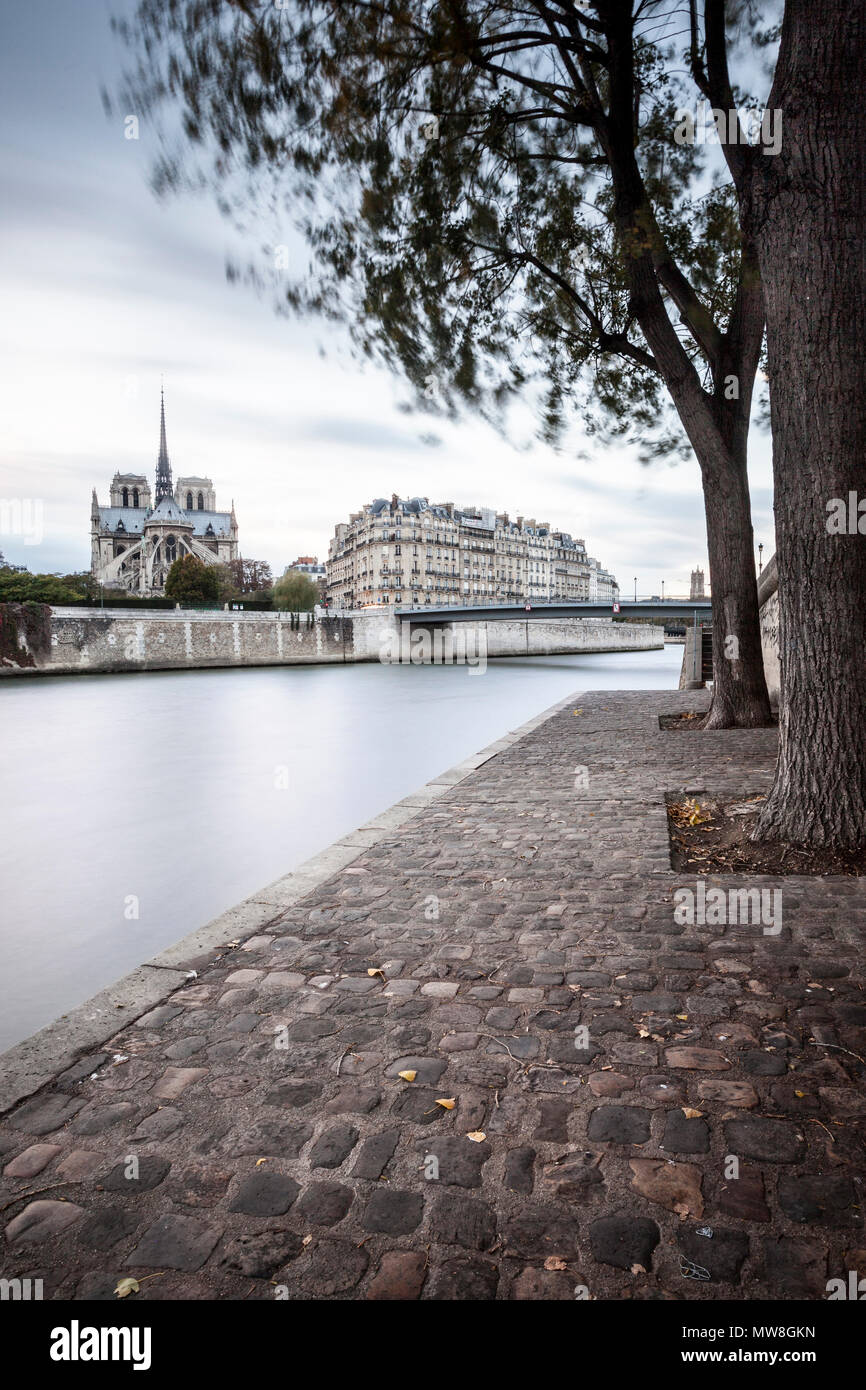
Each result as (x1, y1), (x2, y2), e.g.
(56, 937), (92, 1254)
(757, 556), (780, 708)
(677, 555), (780, 706)
(0, 605), (663, 677)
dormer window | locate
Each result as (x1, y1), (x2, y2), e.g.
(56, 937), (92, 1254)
(117, 520), (125, 532)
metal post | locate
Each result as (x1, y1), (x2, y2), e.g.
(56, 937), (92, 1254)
(693, 609), (699, 681)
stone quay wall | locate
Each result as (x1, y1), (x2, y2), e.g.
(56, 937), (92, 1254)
(678, 556), (780, 706)
(0, 606), (663, 677)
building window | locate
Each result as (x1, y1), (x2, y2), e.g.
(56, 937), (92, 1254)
(133, 488), (139, 507)
(165, 534), (177, 565)
(186, 491), (193, 509)
(122, 487), (129, 507)
(197, 492), (204, 510)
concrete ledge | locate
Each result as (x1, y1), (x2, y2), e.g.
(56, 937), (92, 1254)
(0, 684), (582, 1117)
(0, 965), (189, 1114)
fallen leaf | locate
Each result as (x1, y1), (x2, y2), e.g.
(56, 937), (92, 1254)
(255, 1157), (268, 1166)
(367, 968), (386, 980)
(115, 1277), (139, 1300)
(544, 1256), (567, 1271)
(398, 1070), (417, 1082)
(466, 1131), (486, 1143)
(682, 1107), (703, 1119)
(631, 1264), (646, 1275)
(436, 1098), (456, 1110)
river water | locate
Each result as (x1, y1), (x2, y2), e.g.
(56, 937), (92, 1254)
(0, 646), (681, 1052)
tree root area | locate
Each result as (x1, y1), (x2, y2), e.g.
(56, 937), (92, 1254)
(667, 794), (866, 876)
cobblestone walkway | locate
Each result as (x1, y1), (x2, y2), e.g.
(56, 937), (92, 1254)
(2, 690), (865, 1301)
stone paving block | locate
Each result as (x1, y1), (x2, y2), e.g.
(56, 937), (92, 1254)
(6, 1200), (84, 1243)
(126, 1214), (223, 1271)
(3, 1143), (61, 1178)
(366, 1251), (427, 1300)
(362, 1188), (424, 1235)
(7, 1094), (85, 1135)
(228, 1171), (302, 1216)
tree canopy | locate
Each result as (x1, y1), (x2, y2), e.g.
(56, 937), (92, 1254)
(273, 569), (319, 611)
(164, 553), (221, 603)
(115, 1), (779, 459)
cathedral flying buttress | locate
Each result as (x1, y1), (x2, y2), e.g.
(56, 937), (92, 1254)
(90, 390), (239, 597)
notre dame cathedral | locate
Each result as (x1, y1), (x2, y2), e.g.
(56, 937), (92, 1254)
(90, 391), (239, 596)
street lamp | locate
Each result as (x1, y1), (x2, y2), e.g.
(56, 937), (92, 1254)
(661, 580), (665, 601)
(633, 577), (637, 602)
(758, 542), (764, 574)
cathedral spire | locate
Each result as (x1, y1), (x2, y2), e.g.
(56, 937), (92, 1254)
(155, 386), (173, 502)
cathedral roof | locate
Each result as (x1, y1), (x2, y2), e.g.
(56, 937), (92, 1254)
(148, 495), (190, 526)
(96, 505), (233, 536)
(97, 507), (145, 534)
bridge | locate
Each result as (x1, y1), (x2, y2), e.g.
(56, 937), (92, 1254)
(393, 599), (711, 624)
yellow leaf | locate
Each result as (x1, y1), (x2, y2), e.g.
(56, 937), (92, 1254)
(256, 1157), (268, 1166)
(466, 1131), (486, 1143)
(676, 1014), (689, 1021)
(682, 1107), (703, 1119)
(544, 1256), (567, 1271)
(794, 1090), (806, 1098)
(367, 968), (386, 980)
(115, 1277), (139, 1299)
(436, 1098), (456, 1110)
(398, 1070), (417, 1082)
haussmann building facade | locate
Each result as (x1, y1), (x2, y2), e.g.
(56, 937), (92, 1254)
(325, 495), (618, 610)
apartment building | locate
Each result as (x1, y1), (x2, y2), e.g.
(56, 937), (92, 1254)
(325, 495), (618, 610)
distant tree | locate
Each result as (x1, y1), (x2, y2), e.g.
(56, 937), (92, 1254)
(164, 554), (220, 604)
(273, 570), (318, 611)
(0, 568), (79, 604)
(61, 571), (101, 601)
(217, 557), (274, 598)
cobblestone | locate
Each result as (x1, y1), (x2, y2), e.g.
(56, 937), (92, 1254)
(1, 690), (864, 1300)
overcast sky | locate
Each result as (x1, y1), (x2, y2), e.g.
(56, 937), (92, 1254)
(0, 0), (775, 596)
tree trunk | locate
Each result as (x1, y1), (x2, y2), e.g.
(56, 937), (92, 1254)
(700, 444), (772, 729)
(749, 0), (866, 847)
